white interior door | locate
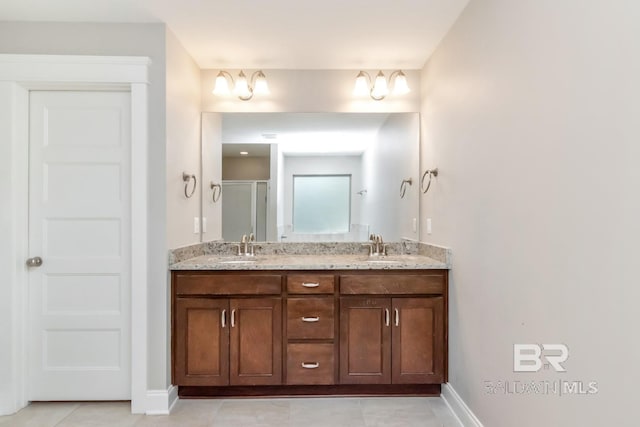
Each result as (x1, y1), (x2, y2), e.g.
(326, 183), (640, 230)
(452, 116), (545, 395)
(28, 91), (131, 400)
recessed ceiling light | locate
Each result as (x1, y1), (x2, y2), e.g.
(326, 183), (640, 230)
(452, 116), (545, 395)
(240, 151), (249, 155)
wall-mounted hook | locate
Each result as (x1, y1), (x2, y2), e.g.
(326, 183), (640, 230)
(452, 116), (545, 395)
(400, 178), (413, 199)
(183, 172), (197, 198)
(420, 168), (438, 194)
(210, 182), (222, 203)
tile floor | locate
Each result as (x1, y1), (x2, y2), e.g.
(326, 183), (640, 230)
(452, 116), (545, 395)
(0, 397), (462, 427)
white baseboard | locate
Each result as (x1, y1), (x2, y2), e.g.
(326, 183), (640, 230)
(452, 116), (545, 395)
(441, 383), (484, 427)
(145, 385), (178, 415)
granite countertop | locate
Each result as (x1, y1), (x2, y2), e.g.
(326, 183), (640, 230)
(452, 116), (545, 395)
(170, 253), (448, 271)
(169, 241), (451, 271)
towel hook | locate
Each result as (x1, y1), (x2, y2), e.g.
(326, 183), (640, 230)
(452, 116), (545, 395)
(420, 168), (438, 194)
(399, 178), (413, 199)
(182, 172), (197, 198)
(210, 182), (222, 203)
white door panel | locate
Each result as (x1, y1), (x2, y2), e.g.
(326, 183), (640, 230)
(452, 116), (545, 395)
(28, 91), (131, 400)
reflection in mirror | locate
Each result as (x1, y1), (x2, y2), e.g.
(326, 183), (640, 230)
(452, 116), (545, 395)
(211, 113), (419, 243)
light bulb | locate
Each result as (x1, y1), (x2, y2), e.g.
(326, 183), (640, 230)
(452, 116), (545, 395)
(234, 71), (252, 99)
(371, 71), (389, 100)
(212, 72), (230, 95)
(353, 71), (370, 97)
(392, 71), (410, 95)
(253, 71), (270, 95)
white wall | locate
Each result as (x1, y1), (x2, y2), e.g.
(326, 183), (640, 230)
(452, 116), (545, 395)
(419, 1), (640, 426)
(361, 113), (420, 241)
(0, 82), (25, 414)
(166, 29), (202, 249)
(201, 113), (223, 241)
(201, 69), (421, 113)
(163, 28), (201, 391)
(0, 22), (171, 392)
(222, 157), (270, 180)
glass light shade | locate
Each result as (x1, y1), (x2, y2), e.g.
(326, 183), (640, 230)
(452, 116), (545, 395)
(253, 71), (270, 95)
(371, 71), (389, 99)
(353, 71), (370, 96)
(392, 71), (410, 95)
(234, 71), (252, 99)
(212, 72), (231, 95)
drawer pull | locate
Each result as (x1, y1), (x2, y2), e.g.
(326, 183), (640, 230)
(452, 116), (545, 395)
(301, 362), (320, 369)
(301, 316), (320, 322)
(301, 282), (320, 288)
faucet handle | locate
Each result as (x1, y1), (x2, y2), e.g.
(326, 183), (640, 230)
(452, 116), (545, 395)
(381, 243), (388, 256)
(249, 232), (255, 242)
(361, 243), (374, 256)
(241, 234), (247, 243)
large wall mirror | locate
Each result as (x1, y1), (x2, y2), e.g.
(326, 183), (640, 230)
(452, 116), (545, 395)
(201, 112), (419, 243)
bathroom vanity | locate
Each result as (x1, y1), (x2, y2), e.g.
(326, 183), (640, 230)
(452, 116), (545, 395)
(170, 244), (450, 397)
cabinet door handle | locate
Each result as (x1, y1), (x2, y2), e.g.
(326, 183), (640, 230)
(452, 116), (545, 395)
(301, 362), (319, 369)
(231, 309), (236, 327)
(301, 316), (320, 322)
(384, 308), (390, 327)
(301, 282), (320, 288)
(394, 308), (399, 326)
(221, 309), (226, 328)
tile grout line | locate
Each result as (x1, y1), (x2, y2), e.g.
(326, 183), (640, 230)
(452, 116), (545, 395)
(53, 402), (83, 427)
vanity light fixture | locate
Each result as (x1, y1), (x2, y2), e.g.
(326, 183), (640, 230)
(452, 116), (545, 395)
(353, 70), (410, 101)
(212, 70), (270, 101)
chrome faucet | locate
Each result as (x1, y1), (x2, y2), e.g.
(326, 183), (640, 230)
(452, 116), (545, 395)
(237, 234), (247, 256)
(247, 232), (255, 256)
(367, 234), (387, 256)
(237, 233), (256, 256)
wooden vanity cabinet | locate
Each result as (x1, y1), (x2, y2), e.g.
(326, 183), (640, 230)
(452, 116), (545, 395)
(172, 269), (447, 396)
(174, 298), (229, 386)
(172, 273), (283, 387)
(339, 273), (446, 385)
(285, 274), (337, 385)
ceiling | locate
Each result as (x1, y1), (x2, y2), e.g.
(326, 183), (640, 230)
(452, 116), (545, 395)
(222, 113), (390, 143)
(0, 0), (469, 69)
(221, 143), (271, 158)
(221, 113), (395, 155)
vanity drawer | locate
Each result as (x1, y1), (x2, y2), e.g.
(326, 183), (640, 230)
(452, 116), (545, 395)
(287, 274), (335, 294)
(175, 274), (282, 295)
(286, 343), (335, 385)
(340, 273), (445, 295)
(287, 297), (334, 339)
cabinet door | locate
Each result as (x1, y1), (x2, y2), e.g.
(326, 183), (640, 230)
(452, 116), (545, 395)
(174, 298), (229, 386)
(339, 297), (391, 384)
(392, 297), (444, 384)
(230, 298), (282, 385)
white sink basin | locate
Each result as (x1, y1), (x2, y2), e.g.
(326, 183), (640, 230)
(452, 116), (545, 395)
(207, 257), (258, 264)
(219, 259), (257, 264)
(365, 259), (403, 265)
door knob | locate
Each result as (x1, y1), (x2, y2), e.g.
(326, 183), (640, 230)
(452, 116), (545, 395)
(26, 257), (43, 267)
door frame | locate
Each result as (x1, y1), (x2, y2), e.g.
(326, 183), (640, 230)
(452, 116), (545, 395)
(0, 55), (150, 414)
